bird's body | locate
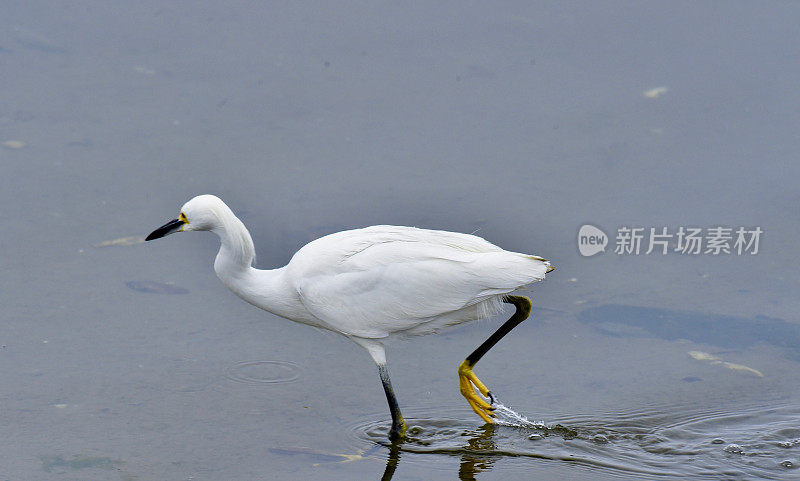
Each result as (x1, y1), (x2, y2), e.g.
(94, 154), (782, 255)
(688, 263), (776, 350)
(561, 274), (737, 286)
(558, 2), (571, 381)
(146, 195), (554, 439)
(229, 225), (548, 339)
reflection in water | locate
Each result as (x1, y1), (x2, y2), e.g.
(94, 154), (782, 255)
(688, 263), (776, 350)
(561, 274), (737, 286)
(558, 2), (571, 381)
(350, 403), (800, 480)
(380, 441), (400, 481)
(379, 424), (499, 481)
(374, 421), (586, 480)
(456, 424), (497, 481)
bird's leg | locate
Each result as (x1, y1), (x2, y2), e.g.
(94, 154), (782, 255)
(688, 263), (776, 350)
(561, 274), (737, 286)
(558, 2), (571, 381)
(352, 338), (407, 441)
(459, 295), (532, 423)
(378, 364), (407, 440)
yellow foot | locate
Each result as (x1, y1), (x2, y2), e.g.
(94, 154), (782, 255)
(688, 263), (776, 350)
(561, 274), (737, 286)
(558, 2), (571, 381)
(458, 360), (495, 423)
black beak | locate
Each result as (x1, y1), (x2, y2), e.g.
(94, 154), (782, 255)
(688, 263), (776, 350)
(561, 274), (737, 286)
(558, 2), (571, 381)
(146, 219), (185, 241)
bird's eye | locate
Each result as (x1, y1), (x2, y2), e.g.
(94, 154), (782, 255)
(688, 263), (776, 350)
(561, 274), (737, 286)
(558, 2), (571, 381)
(179, 212), (188, 223)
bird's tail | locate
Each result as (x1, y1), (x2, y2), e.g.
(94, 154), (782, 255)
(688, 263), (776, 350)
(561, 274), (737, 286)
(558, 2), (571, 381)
(528, 255), (555, 273)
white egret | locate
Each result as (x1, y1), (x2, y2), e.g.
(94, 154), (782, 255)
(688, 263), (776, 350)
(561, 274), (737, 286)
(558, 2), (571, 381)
(146, 195), (554, 439)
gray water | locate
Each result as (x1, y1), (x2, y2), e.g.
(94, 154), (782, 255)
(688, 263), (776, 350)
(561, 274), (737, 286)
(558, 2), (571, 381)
(2, 1), (799, 479)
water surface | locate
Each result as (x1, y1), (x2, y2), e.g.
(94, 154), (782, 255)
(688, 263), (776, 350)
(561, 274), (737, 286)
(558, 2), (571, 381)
(1, 1), (799, 479)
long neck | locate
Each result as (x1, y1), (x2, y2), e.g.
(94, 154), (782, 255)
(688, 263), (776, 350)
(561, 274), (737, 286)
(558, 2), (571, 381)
(212, 211), (256, 275)
(210, 212), (303, 321)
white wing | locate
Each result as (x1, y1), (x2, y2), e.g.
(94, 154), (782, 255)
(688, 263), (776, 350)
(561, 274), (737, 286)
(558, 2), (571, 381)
(286, 226), (550, 338)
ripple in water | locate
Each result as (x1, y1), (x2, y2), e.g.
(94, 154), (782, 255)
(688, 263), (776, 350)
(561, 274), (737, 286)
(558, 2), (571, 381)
(345, 401), (800, 479)
(225, 360), (300, 385)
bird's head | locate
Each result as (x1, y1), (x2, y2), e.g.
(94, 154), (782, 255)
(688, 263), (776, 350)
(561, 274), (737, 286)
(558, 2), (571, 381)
(146, 194), (228, 240)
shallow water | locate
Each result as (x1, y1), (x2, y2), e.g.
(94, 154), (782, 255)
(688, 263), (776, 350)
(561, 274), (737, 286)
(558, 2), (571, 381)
(2, 1), (800, 480)
(340, 402), (800, 480)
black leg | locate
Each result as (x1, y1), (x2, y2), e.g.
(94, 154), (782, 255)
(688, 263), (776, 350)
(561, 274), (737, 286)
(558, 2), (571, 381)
(466, 295), (532, 367)
(458, 295), (532, 422)
(378, 364), (407, 440)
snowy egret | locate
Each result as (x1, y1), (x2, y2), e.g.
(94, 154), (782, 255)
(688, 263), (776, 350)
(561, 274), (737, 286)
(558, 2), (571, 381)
(146, 195), (554, 439)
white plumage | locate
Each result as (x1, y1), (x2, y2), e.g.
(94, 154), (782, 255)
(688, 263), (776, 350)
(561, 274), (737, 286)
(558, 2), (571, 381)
(290, 225), (549, 338)
(146, 194), (553, 438)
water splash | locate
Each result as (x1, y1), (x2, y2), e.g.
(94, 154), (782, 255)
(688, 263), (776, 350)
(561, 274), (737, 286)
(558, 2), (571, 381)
(348, 401), (800, 479)
(490, 397), (546, 428)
